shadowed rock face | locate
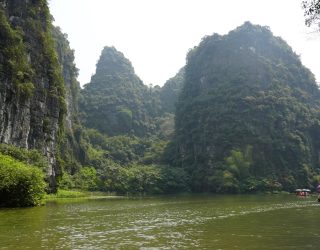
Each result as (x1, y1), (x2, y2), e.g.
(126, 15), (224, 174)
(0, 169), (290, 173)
(0, 0), (67, 191)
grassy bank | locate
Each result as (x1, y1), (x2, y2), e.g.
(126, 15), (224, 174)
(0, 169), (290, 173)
(45, 189), (122, 201)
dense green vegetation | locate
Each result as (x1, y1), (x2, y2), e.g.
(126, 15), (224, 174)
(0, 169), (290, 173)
(1, 3), (181, 199)
(51, 26), (87, 180)
(21, 0), (67, 123)
(0, 152), (46, 207)
(160, 68), (185, 114)
(79, 46), (182, 139)
(2, 0), (320, 208)
(58, 128), (189, 194)
(171, 22), (320, 193)
(80, 47), (157, 137)
(0, 143), (48, 171)
(0, 0), (68, 192)
(75, 46), (190, 195)
(0, 7), (34, 99)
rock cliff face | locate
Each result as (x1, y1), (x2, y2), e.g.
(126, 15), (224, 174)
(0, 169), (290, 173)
(0, 0), (66, 190)
(52, 27), (79, 132)
(52, 26), (86, 172)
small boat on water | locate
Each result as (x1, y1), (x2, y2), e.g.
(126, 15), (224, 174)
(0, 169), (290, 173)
(295, 188), (311, 197)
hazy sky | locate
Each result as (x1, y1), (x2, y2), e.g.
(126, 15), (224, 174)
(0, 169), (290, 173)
(49, 0), (320, 87)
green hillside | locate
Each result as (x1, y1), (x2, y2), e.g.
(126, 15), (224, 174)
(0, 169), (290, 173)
(172, 22), (320, 192)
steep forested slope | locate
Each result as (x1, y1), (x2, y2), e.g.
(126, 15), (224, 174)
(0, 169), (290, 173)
(74, 47), (188, 194)
(172, 22), (320, 192)
(0, 0), (66, 189)
(0, 1), (187, 202)
(52, 26), (86, 174)
(80, 47), (160, 137)
(2, 0), (319, 201)
(160, 68), (184, 114)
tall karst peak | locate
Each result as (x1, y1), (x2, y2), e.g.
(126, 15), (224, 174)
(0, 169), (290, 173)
(89, 46), (142, 88)
(185, 22), (316, 99)
(97, 46), (133, 74)
(80, 47), (155, 136)
(173, 22), (320, 192)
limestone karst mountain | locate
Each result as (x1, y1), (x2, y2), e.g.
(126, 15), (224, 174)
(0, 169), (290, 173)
(172, 22), (320, 192)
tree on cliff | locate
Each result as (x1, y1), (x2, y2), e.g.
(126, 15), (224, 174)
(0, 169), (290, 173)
(303, 0), (320, 28)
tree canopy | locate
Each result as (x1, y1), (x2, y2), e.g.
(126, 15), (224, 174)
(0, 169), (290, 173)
(303, 0), (320, 28)
(170, 22), (320, 192)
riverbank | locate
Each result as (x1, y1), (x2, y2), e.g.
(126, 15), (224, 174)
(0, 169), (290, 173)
(44, 189), (320, 206)
(45, 189), (124, 201)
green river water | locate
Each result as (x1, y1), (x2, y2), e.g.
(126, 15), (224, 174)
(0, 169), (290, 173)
(0, 194), (319, 249)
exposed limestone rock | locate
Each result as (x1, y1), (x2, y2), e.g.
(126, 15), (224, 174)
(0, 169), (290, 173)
(0, 0), (66, 191)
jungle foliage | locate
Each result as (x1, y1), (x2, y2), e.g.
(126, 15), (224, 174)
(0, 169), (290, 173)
(2, 0), (320, 206)
(74, 46), (187, 194)
(0, 7), (34, 98)
(0, 152), (46, 207)
(80, 47), (157, 137)
(59, 128), (189, 194)
(80, 46), (182, 139)
(171, 22), (320, 193)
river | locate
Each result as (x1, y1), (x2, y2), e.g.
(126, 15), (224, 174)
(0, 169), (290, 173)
(0, 194), (319, 249)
